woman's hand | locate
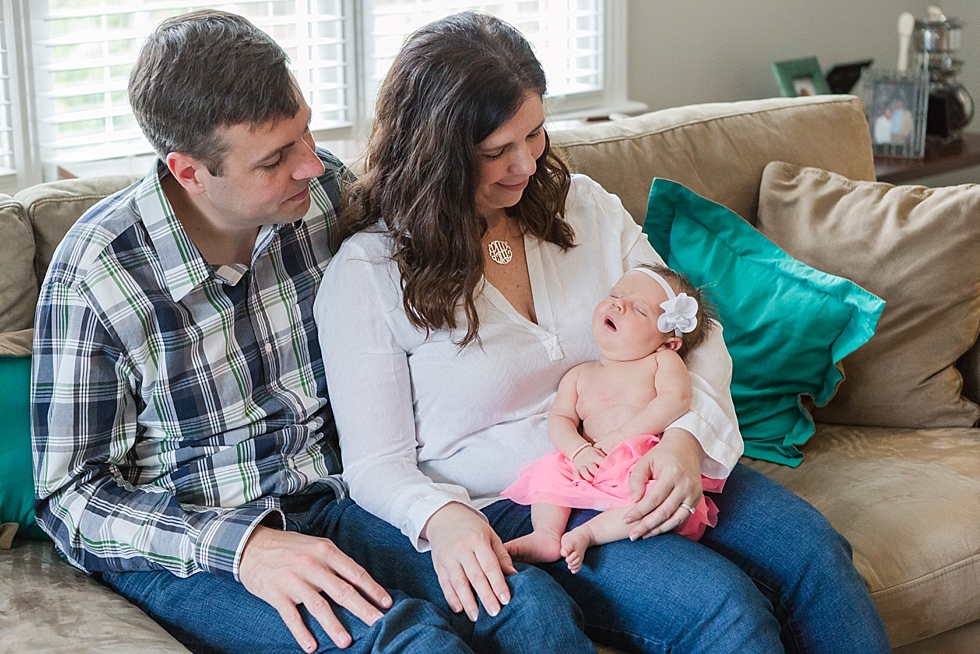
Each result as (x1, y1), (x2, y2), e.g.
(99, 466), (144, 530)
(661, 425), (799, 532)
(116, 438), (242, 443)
(572, 444), (605, 481)
(423, 502), (517, 622)
(622, 427), (703, 540)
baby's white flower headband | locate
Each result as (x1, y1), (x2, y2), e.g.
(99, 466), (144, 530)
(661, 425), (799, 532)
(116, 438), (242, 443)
(629, 267), (699, 337)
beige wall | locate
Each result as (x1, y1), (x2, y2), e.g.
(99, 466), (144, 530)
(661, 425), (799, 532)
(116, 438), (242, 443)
(627, 1), (979, 114)
(626, 1), (980, 186)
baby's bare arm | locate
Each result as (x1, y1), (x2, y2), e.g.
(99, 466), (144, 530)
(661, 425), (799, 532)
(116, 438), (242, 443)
(548, 365), (590, 456)
(549, 365), (606, 480)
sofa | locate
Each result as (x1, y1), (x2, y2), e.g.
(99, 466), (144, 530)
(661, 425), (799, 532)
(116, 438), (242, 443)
(2, 95), (978, 653)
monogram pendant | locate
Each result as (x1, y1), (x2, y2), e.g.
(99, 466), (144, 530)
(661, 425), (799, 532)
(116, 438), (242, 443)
(487, 240), (513, 265)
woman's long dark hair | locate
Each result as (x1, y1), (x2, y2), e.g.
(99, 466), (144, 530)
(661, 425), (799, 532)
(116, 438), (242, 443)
(342, 11), (573, 347)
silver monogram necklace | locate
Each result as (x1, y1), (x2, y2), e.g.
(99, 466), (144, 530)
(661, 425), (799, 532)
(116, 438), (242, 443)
(487, 219), (515, 265)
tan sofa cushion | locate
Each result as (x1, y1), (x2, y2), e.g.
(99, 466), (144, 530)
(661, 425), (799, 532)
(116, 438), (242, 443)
(746, 423), (980, 648)
(0, 328), (32, 357)
(551, 95), (876, 227)
(757, 161), (980, 429)
(0, 540), (188, 652)
(15, 175), (140, 285)
(0, 195), (39, 333)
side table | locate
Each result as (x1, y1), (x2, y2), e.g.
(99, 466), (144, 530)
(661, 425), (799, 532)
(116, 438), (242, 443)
(874, 132), (980, 184)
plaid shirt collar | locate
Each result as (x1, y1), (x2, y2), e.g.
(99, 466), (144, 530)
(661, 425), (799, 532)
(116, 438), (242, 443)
(137, 160), (292, 301)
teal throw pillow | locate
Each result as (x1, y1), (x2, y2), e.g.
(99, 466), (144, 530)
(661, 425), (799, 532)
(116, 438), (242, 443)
(644, 178), (884, 467)
(0, 355), (46, 539)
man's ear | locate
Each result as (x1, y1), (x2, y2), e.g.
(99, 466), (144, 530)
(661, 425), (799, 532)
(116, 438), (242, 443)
(658, 336), (683, 352)
(166, 152), (208, 195)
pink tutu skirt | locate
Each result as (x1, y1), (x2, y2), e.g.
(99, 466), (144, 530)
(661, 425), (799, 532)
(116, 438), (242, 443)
(501, 434), (725, 541)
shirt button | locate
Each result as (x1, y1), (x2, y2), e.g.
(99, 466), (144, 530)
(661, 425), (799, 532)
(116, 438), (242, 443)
(264, 343), (273, 354)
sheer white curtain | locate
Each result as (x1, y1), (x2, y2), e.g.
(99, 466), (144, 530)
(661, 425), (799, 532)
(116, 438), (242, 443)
(0, 10), (17, 179)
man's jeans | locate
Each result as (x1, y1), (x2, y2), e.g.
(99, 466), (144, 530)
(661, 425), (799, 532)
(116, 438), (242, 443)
(103, 493), (595, 654)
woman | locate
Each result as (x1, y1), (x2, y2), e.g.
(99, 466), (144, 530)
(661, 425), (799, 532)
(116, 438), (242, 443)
(316, 12), (890, 653)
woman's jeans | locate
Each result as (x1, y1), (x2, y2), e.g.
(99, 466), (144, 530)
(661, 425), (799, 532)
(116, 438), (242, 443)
(102, 492), (595, 654)
(483, 463), (892, 654)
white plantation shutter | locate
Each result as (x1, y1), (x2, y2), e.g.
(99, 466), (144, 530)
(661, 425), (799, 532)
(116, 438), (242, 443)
(364, 0), (604, 110)
(15, 1), (620, 181)
(30, 0), (351, 174)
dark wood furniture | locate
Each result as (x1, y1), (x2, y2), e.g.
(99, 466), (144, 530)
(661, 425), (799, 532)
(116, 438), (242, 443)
(874, 131), (980, 184)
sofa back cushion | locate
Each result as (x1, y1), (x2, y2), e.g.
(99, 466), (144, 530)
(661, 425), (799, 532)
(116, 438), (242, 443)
(15, 175), (140, 288)
(551, 95), (877, 227)
(757, 161), (980, 429)
(0, 195), (38, 333)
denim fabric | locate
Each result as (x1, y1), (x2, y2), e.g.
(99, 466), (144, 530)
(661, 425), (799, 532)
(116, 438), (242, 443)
(103, 571), (467, 654)
(103, 495), (595, 654)
(484, 463), (891, 654)
(328, 499), (596, 654)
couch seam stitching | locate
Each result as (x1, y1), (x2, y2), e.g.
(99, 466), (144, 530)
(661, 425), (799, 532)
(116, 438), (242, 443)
(25, 194), (113, 222)
(870, 550), (980, 598)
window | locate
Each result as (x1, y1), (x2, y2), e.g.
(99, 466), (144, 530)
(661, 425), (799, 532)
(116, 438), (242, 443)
(9, 1), (631, 187)
(362, 1), (610, 115)
(1, 1), (35, 195)
(1, 12), (16, 184)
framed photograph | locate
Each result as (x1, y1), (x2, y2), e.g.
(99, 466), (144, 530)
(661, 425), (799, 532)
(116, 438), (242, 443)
(772, 57), (832, 98)
(858, 68), (930, 158)
(824, 59), (874, 94)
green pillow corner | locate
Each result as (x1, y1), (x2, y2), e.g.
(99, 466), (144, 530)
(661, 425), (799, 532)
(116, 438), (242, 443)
(0, 354), (47, 540)
(643, 178), (884, 467)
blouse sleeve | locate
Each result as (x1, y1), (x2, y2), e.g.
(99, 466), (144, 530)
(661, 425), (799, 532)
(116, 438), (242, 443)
(314, 238), (478, 551)
(596, 179), (743, 478)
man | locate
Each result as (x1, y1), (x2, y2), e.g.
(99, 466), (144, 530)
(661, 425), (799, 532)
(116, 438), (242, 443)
(31, 10), (588, 653)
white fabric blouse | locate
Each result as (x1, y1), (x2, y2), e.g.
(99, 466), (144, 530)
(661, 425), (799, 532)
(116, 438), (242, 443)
(315, 175), (743, 550)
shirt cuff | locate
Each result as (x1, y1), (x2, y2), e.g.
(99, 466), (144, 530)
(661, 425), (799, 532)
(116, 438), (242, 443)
(401, 487), (482, 552)
(193, 506), (285, 581)
(669, 409), (742, 479)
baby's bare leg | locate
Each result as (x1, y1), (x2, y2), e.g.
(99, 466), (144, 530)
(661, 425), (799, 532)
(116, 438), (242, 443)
(504, 503), (570, 564)
(560, 506), (633, 574)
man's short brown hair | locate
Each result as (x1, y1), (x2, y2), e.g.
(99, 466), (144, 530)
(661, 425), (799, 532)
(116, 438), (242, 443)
(129, 10), (300, 175)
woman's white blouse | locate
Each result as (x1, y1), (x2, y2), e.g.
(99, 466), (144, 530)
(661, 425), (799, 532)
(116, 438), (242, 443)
(315, 175), (743, 550)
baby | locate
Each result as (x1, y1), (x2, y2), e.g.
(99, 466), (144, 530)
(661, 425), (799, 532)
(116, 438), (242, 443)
(502, 263), (721, 573)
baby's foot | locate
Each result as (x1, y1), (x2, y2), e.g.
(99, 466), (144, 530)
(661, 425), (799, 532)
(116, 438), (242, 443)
(504, 531), (563, 564)
(560, 527), (594, 574)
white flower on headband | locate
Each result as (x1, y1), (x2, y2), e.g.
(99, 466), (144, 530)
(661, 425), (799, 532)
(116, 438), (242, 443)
(658, 293), (699, 337)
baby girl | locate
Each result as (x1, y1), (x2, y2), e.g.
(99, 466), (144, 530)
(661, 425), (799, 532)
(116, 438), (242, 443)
(502, 263), (722, 572)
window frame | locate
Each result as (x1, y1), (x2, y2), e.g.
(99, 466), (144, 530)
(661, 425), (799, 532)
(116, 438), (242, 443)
(2, 0), (41, 194)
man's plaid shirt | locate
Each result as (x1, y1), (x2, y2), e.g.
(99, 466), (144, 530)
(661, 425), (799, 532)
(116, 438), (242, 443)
(32, 150), (347, 581)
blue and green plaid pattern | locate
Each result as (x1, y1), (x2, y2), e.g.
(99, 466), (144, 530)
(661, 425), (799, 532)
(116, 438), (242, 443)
(32, 151), (347, 581)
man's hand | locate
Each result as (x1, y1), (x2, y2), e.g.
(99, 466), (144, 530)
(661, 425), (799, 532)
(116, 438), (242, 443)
(239, 526), (393, 652)
(622, 427), (703, 540)
(423, 502), (516, 622)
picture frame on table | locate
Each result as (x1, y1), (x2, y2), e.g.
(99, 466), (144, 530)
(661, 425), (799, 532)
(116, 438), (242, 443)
(824, 59), (874, 94)
(772, 57), (832, 98)
(858, 68), (930, 158)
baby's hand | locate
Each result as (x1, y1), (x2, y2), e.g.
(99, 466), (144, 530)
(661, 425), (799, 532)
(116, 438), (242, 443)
(572, 446), (605, 482)
(593, 429), (626, 455)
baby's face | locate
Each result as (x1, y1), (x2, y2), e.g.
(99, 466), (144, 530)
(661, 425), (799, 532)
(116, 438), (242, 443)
(591, 271), (675, 362)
